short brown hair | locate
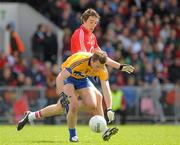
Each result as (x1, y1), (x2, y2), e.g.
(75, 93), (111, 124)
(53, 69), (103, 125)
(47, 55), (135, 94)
(91, 50), (107, 64)
(81, 8), (100, 23)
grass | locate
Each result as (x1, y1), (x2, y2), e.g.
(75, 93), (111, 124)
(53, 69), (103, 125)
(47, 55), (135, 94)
(0, 124), (180, 145)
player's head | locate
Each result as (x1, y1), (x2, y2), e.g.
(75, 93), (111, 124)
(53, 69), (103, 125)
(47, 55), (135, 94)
(6, 22), (15, 32)
(81, 8), (100, 32)
(90, 50), (107, 70)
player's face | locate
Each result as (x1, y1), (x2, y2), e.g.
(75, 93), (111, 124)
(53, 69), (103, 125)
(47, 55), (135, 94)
(83, 16), (99, 32)
(91, 61), (104, 71)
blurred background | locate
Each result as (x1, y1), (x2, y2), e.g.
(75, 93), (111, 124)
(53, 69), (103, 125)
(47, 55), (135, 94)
(0, 0), (179, 125)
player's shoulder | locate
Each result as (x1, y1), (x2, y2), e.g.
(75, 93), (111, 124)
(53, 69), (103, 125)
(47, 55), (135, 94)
(70, 52), (92, 61)
(73, 52), (92, 57)
(72, 26), (82, 36)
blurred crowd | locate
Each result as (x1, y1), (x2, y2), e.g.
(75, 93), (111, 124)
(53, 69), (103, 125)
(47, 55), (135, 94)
(1, 0), (179, 87)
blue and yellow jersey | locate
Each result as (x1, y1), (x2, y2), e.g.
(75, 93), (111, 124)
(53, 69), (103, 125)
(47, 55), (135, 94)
(61, 52), (108, 80)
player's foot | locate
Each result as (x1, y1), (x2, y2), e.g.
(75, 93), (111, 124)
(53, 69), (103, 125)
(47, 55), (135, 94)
(17, 111), (31, 131)
(102, 127), (119, 141)
(59, 93), (70, 113)
(70, 136), (79, 142)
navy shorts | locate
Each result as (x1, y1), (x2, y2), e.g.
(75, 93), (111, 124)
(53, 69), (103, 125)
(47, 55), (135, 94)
(64, 76), (94, 90)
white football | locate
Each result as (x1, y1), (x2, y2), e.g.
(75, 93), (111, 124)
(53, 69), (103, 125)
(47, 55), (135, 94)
(89, 115), (107, 133)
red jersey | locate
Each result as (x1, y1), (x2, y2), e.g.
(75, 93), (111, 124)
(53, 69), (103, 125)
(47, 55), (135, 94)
(71, 25), (99, 54)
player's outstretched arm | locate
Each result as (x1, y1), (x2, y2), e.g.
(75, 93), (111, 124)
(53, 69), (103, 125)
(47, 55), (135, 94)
(100, 80), (115, 123)
(106, 57), (135, 74)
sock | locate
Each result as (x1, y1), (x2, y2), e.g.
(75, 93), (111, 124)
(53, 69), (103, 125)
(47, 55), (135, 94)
(28, 111), (42, 122)
(69, 128), (77, 139)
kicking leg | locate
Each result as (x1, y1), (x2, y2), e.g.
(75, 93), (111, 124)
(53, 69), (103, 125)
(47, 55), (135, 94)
(17, 103), (63, 131)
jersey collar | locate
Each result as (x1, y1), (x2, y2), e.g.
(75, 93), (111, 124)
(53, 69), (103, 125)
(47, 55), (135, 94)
(81, 25), (91, 34)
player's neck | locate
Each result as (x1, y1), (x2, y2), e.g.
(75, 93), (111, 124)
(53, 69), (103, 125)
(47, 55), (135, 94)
(82, 25), (92, 34)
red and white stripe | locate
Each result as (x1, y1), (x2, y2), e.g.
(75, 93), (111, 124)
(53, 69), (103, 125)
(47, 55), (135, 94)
(79, 29), (87, 52)
(35, 111), (42, 119)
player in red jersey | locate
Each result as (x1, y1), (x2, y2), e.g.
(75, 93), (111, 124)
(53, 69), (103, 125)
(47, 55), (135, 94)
(70, 8), (126, 70)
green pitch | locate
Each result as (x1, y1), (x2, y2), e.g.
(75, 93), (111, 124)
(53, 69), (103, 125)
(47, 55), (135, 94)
(0, 124), (180, 145)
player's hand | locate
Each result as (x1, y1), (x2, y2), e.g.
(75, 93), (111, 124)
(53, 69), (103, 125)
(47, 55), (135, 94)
(59, 92), (70, 113)
(119, 64), (135, 74)
(107, 108), (115, 123)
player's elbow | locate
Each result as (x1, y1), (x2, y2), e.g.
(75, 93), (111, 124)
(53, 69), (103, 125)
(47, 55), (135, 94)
(56, 69), (69, 83)
(56, 74), (62, 86)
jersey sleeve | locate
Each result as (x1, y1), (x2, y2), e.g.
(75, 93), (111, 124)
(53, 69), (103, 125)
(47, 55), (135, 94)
(62, 61), (73, 75)
(65, 68), (72, 74)
(97, 67), (109, 81)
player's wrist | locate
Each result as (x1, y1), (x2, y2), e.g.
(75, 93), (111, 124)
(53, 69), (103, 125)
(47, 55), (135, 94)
(118, 64), (128, 71)
(118, 64), (123, 71)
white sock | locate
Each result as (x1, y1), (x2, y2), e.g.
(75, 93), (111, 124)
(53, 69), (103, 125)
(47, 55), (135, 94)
(28, 111), (42, 122)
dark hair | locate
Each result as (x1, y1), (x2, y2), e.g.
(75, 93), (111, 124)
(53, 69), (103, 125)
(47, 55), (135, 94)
(37, 23), (44, 31)
(91, 50), (107, 64)
(6, 23), (15, 31)
(81, 8), (100, 23)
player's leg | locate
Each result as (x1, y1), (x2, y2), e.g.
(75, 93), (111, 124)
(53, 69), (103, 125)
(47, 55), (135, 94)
(78, 80), (119, 141)
(77, 87), (104, 116)
(78, 87), (118, 141)
(17, 102), (63, 131)
(77, 78), (104, 115)
(63, 83), (79, 142)
(29, 103), (63, 120)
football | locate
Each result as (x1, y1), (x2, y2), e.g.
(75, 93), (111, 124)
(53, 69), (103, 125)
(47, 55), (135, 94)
(89, 115), (107, 133)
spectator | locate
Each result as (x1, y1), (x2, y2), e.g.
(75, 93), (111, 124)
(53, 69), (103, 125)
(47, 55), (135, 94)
(0, 66), (17, 86)
(0, 51), (8, 69)
(5, 23), (25, 56)
(61, 28), (72, 61)
(44, 62), (58, 124)
(0, 95), (8, 117)
(31, 24), (46, 61)
(111, 84), (126, 124)
(151, 78), (166, 123)
(168, 57), (180, 83)
(101, 41), (115, 58)
(44, 24), (58, 64)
